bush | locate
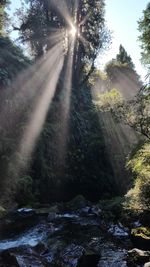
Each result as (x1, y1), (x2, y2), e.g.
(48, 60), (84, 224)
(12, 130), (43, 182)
(124, 142), (150, 211)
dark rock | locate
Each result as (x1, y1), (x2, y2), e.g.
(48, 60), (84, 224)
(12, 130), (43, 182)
(59, 244), (85, 267)
(0, 208), (38, 239)
(66, 195), (89, 211)
(47, 212), (57, 221)
(77, 253), (100, 267)
(140, 211), (150, 227)
(0, 250), (20, 267)
(79, 206), (91, 216)
(127, 248), (150, 266)
(35, 204), (61, 216)
(108, 222), (129, 238)
(33, 242), (47, 254)
(90, 206), (102, 217)
(98, 243), (127, 267)
(131, 227), (150, 250)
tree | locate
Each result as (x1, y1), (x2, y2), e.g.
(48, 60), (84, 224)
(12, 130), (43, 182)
(0, 0), (9, 35)
(138, 2), (150, 68)
(124, 141), (150, 211)
(15, 0), (109, 84)
(10, 0), (116, 203)
(0, 37), (30, 88)
(116, 44), (135, 69)
(96, 85), (150, 140)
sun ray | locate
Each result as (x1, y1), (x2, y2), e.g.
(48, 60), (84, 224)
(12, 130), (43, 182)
(50, 0), (73, 27)
(56, 38), (75, 170)
(0, 42), (64, 132)
(16, 49), (64, 171)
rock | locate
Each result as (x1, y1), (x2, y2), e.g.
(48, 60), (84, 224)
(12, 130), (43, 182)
(35, 204), (61, 217)
(66, 195), (89, 211)
(0, 250), (20, 267)
(33, 242), (47, 254)
(0, 245), (48, 267)
(90, 205), (102, 216)
(77, 252), (100, 267)
(133, 221), (142, 228)
(79, 206), (91, 216)
(98, 243), (127, 267)
(108, 222), (128, 238)
(140, 211), (150, 227)
(59, 244), (85, 267)
(0, 209), (38, 239)
(47, 212), (57, 221)
(127, 248), (150, 266)
(17, 207), (34, 214)
(131, 227), (150, 250)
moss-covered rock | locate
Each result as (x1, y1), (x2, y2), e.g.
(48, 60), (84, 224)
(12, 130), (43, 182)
(131, 227), (150, 250)
(127, 248), (150, 266)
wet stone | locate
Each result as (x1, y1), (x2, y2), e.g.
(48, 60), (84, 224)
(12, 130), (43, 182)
(77, 253), (100, 267)
(0, 204), (140, 267)
(127, 248), (150, 266)
(59, 244), (85, 267)
(0, 250), (20, 267)
(98, 242), (127, 267)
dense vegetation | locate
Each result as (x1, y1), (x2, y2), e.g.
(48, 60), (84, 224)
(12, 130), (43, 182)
(0, 0), (149, 220)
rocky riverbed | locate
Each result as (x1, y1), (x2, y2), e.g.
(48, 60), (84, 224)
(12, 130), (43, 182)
(0, 196), (149, 267)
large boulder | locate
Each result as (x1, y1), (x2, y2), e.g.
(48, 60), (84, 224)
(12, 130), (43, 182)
(131, 227), (150, 250)
(127, 248), (150, 266)
(77, 252), (100, 267)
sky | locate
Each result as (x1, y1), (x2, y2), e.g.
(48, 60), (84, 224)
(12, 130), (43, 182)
(97, 0), (149, 81)
(10, 0), (149, 80)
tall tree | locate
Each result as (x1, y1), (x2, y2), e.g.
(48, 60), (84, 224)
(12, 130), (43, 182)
(116, 44), (135, 69)
(0, 0), (9, 35)
(9, 0), (116, 204)
(15, 0), (109, 84)
(138, 2), (150, 68)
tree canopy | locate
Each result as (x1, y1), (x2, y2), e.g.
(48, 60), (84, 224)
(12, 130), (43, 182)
(15, 0), (110, 84)
(138, 2), (150, 68)
(116, 44), (135, 69)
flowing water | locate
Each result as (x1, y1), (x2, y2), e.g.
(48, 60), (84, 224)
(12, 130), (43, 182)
(0, 206), (132, 267)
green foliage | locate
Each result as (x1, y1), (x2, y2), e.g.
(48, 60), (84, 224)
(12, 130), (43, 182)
(99, 197), (123, 220)
(95, 88), (123, 111)
(124, 142), (150, 210)
(0, 36), (31, 204)
(9, 1), (115, 204)
(96, 84), (150, 140)
(0, 37), (31, 87)
(0, 0), (10, 35)
(138, 3), (150, 67)
(29, 86), (116, 203)
(89, 68), (108, 85)
(116, 44), (135, 69)
(17, 0), (110, 83)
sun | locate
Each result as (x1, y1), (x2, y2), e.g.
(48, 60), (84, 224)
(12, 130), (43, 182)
(69, 25), (77, 37)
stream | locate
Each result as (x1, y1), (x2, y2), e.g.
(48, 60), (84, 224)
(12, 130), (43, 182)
(0, 201), (149, 267)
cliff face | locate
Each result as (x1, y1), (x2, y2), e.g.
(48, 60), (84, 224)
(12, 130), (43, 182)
(92, 66), (141, 194)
